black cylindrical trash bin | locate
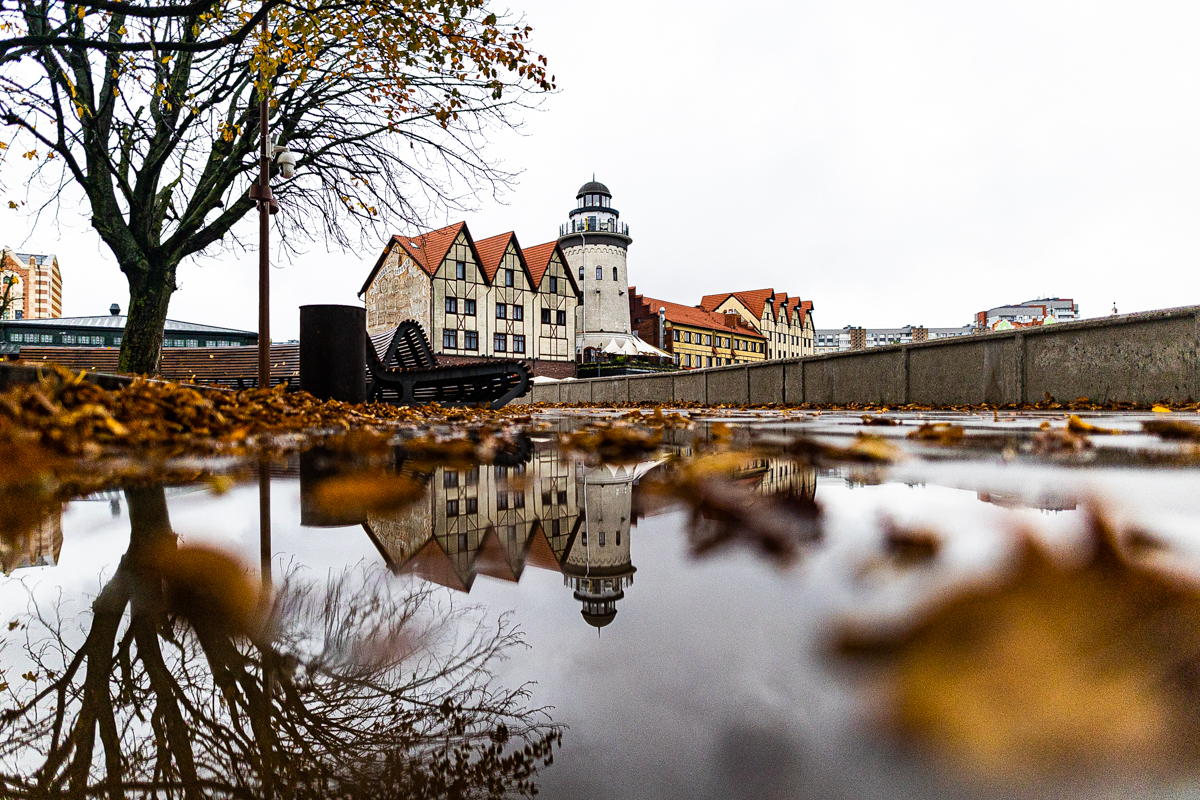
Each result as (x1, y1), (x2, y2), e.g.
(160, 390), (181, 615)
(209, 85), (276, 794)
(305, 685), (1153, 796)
(300, 304), (366, 403)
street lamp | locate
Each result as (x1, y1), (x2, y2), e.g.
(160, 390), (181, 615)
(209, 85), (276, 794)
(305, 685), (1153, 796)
(247, 9), (298, 390)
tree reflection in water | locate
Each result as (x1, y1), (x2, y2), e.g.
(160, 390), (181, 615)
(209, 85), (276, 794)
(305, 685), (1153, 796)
(0, 485), (561, 798)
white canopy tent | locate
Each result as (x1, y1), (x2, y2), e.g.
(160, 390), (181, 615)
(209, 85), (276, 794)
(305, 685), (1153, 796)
(580, 332), (672, 360)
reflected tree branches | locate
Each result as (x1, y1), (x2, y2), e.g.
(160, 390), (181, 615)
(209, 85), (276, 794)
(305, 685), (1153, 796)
(0, 485), (560, 798)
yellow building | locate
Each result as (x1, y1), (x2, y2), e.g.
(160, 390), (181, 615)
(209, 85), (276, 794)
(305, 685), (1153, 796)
(629, 291), (766, 369)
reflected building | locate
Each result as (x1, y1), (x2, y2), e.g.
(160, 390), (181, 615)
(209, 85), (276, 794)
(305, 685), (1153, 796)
(1, 511), (63, 574)
(356, 446), (813, 630)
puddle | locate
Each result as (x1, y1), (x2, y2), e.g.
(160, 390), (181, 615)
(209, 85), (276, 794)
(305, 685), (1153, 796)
(4, 410), (1200, 798)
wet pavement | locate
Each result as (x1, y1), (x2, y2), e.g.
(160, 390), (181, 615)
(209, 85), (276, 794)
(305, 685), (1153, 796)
(5, 408), (1200, 798)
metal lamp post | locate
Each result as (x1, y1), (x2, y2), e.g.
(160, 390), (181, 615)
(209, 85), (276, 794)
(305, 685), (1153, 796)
(248, 10), (297, 390)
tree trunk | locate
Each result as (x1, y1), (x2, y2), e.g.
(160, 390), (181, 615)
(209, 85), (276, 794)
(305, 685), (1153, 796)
(118, 261), (177, 375)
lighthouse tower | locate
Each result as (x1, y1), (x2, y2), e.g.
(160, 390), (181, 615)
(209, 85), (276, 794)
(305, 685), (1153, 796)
(561, 462), (639, 629)
(558, 180), (633, 353)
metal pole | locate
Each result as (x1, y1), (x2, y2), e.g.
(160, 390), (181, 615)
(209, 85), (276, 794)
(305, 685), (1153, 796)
(257, 12), (271, 389)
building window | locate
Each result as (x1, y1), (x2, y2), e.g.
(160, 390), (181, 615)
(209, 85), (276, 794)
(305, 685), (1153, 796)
(456, 260), (466, 280)
(556, 310), (566, 325)
(578, 267), (584, 280)
(684, 331), (692, 343)
(62, 334), (76, 344)
(612, 267), (618, 281)
(513, 335), (526, 353)
(541, 308), (551, 324)
(505, 269), (514, 287)
(513, 305), (524, 321)
(464, 330), (478, 350)
(549, 276), (558, 293)
(552, 519), (561, 536)
(446, 499), (459, 517)
(672, 329), (679, 342)
(557, 489), (567, 504)
(684, 354), (691, 367)
(596, 266), (602, 280)
(541, 489), (552, 505)
(185, 339), (198, 347)
(443, 329), (458, 349)
(445, 297), (457, 314)
(706, 356), (712, 367)
(704, 334), (712, 345)
(443, 471), (459, 488)
(599, 532), (606, 547)
(464, 299), (476, 316)
(466, 466), (479, 486)
(513, 492), (525, 508)
(497, 492), (509, 510)
(494, 333), (506, 352)
(465, 497), (478, 514)
(496, 303), (507, 319)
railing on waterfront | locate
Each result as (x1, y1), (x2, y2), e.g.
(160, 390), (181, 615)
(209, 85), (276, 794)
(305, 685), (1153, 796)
(559, 219), (630, 237)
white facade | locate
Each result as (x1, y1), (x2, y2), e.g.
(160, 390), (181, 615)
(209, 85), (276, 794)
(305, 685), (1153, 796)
(558, 180), (634, 346)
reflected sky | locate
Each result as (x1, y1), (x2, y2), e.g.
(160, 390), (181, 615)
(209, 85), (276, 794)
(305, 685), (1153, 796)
(7, 411), (1200, 798)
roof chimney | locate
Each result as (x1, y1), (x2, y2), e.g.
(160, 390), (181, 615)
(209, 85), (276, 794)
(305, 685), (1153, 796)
(109, 303), (120, 316)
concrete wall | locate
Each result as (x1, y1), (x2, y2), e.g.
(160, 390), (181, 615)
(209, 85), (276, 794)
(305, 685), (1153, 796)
(523, 306), (1200, 406)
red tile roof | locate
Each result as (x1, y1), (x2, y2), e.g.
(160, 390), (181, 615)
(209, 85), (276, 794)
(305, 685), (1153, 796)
(699, 288), (776, 320)
(358, 221), (469, 296)
(523, 240), (581, 296)
(636, 293), (765, 338)
(701, 289), (814, 327)
(473, 231), (516, 283)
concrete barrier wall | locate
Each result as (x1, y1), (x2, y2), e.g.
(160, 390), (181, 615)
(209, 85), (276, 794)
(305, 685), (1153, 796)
(522, 306), (1200, 407)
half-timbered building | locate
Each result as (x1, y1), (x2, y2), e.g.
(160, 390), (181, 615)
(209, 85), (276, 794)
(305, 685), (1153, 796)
(359, 222), (582, 377)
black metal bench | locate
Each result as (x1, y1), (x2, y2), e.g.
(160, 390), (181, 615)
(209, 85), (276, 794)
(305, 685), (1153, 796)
(366, 320), (531, 410)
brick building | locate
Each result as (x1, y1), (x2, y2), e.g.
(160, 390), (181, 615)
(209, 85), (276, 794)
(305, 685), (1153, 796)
(975, 297), (1078, 331)
(629, 289), (766, 369)
(0, 248), (61, 320)
(359, 222), (582, 378)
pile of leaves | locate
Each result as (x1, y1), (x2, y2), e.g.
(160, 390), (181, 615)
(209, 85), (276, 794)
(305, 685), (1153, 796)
(0, 366), (512, 458)
(837, 511), (1200, 779)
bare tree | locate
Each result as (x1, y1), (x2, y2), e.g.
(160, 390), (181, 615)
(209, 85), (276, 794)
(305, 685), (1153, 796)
(0, 1), (554, 373)
(0, 485), (561, 798)
(0, 272), (17, 319)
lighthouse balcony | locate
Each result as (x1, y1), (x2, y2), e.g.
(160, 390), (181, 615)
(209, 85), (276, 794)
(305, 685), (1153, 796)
(560, 218), (630, 237)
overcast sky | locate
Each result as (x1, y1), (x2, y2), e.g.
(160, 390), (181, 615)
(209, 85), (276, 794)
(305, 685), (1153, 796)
(8, 0), (1200, 339)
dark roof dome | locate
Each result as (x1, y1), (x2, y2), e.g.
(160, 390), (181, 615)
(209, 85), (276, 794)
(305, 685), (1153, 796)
(576, 180), (610, 198)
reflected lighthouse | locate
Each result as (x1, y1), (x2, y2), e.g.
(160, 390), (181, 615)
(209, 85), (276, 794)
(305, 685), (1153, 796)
(562, 461), (659, 629)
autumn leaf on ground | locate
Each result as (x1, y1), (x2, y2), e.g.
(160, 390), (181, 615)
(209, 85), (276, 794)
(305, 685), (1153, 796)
(310, 473), (426, 519)
(836, 510), (1200, 780)
(1143, 419), (1200, 442)
(642, 451), (821, 565)
(1066, 415), (1120, 435)
(154, 545), (267, 639)
(559, 421), (662, 462)
(906, 423), (964, 444)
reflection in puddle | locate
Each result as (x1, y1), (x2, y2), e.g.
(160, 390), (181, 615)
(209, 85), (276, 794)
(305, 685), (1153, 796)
(10, 411), (1200, 798)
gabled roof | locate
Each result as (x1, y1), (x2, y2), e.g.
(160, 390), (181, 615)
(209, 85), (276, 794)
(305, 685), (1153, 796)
(397, 536), (472, 592)
(473, 231), (516, 283)
(358, 221), (471, 296)
(525, 522), (565, 572)
(635, 293), (765, 338)
(474, 526), (520, 583)
(700, 289), (776, 320)
(523, 241), (581, 297)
